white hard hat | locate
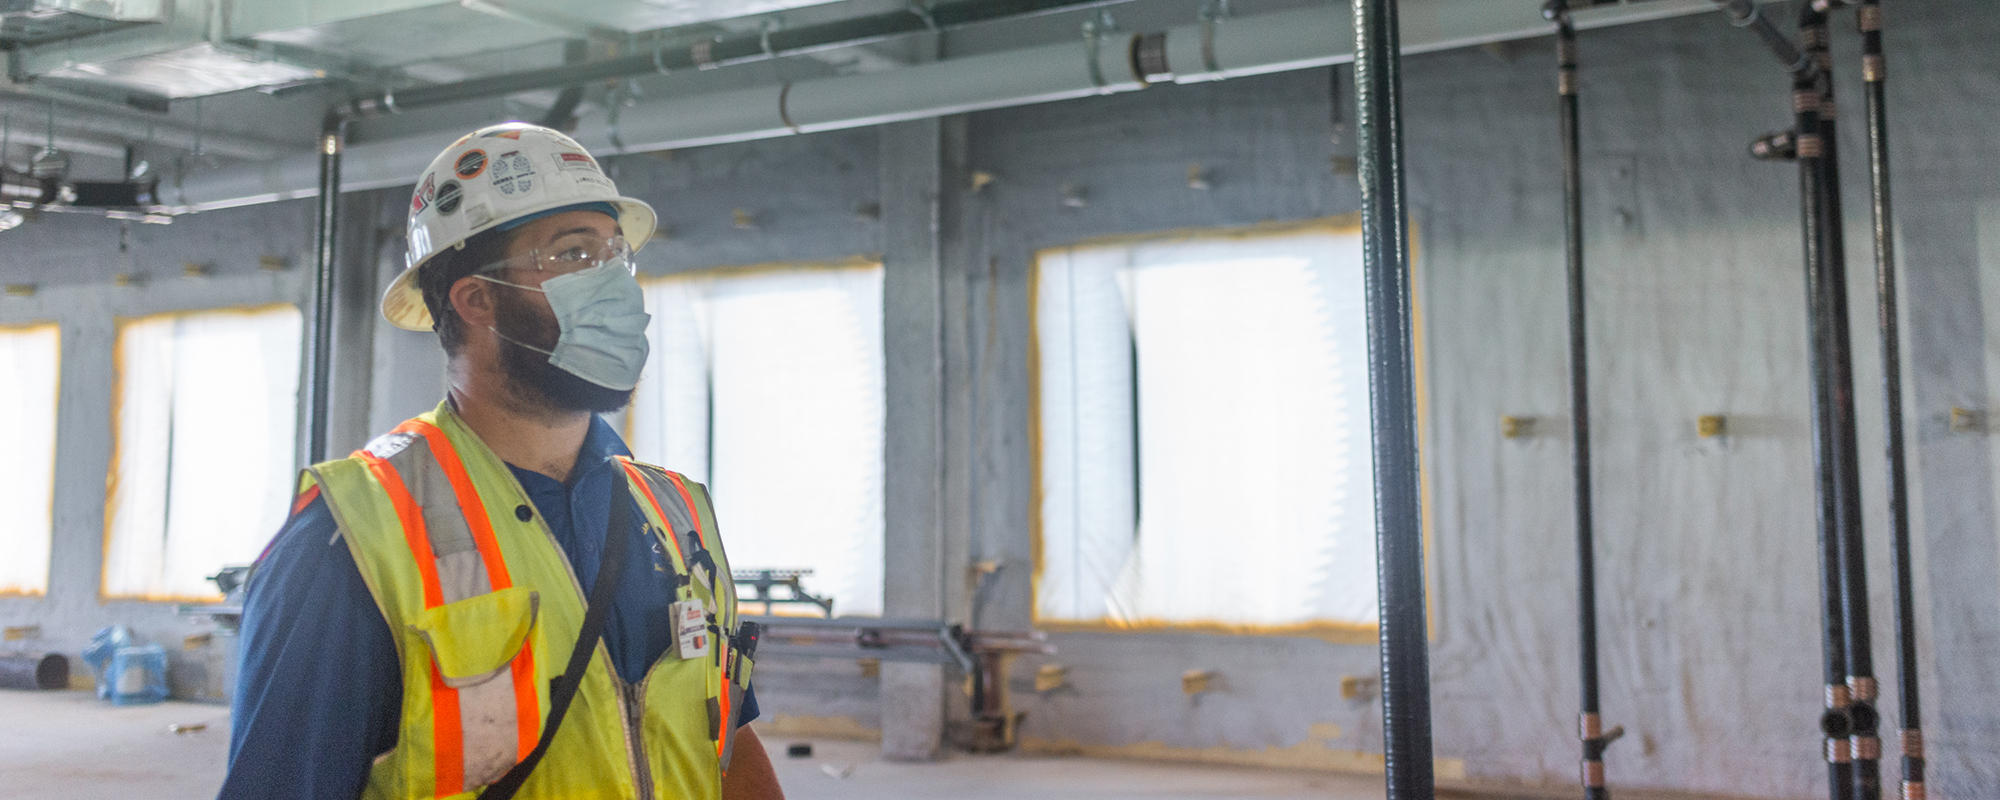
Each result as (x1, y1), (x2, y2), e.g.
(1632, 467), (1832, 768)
(381, 122), (657, 332)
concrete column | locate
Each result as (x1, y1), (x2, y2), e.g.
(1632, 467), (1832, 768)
(324, 190), (383, 455)
(879, 116), (951, 761)
(46, 311), (116, 636)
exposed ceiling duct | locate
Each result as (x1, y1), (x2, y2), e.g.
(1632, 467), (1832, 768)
(170, 0), (1737, 212)
(42, 41), (324, 98)
(0, 97), (284, 161)
(11, 0), (872, 102)
(0, 0), (161, 45)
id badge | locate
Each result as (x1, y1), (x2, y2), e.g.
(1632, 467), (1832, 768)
(675, 600), (711, 659)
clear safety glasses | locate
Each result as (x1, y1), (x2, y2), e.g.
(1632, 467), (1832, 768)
(472, 235), (635, 277)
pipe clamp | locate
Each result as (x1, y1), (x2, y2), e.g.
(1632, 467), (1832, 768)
(1082, 18), (1109, 92)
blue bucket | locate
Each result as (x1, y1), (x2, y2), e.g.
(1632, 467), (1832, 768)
(105, 644), (168, 706)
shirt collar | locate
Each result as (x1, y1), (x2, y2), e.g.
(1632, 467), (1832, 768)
(444, 394), (634, 467)
(579, 412), (633, 464)
(492, 410), (634, 490)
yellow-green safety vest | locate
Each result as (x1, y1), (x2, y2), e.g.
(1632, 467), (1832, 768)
(298, 401), (750, 800)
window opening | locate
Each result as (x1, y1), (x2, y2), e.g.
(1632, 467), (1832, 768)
(628, 261), (886, 617)
(0, 323), (60, 596)
(103, 305), (303, 600)
(1034, 224), (1383, 631)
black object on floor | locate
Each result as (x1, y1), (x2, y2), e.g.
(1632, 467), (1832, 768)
(0, 651), (69, 690)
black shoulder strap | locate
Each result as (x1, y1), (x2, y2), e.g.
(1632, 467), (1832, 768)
(481, 472), (634, 800)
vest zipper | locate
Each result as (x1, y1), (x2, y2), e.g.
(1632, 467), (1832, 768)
(621, 678), (655, 800)
(487, 449), (668, 800)
(499, 468), (651, 800)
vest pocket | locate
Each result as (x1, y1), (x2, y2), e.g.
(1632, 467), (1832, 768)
(408, 587), (542, 791)
(409, 587), (540, 688)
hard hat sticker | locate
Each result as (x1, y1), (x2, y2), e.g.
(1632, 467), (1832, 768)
(490, 151), (536, 196)
(454, 149), (488, 179)
(552, 151), (599, 172)
(572, 172), (614, 191)
(435, 180), (463, 215)
(411, 173), (435, 213)
(481, 129), (525, 140)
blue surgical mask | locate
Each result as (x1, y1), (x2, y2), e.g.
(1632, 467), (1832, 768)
(477, 259), (651, 390)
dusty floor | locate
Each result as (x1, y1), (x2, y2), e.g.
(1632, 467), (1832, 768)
(1, 689), (233, 800)
(0, 689), (1387, 800)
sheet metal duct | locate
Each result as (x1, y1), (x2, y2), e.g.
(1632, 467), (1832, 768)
(0, 97), (283, 161)
(0, 0), (162, 41)
(172, 0), (1733, 211)
(43, 42), (323, 99)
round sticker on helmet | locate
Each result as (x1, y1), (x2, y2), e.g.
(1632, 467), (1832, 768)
(489, 150), (536, 197)
(435, 180), (463, 215)
(454, 149), (488, 179)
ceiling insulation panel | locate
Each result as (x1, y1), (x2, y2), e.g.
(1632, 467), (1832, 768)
(250, 4), (560, 68)
(43, 42), (321, 98)
(477, 0), (852, 33)
(240, 0), (854, 45)
(0, 0), (161, 44)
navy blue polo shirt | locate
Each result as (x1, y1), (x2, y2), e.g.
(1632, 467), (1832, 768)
(220, 414), (756, 800)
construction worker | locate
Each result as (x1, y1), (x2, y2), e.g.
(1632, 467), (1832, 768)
(220, 122), (784, 800)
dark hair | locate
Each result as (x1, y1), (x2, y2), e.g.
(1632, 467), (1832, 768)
(415, 227), (516, 355)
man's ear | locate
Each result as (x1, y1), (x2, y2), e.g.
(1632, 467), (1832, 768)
(448, 275), (497, 331)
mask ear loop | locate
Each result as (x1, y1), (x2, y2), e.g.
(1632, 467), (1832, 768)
(472, 273), (545, 293)
(471, 273), (558, 355)
(490, 325), (556, 356)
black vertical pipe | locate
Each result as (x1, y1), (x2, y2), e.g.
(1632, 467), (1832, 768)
(1856, 2), (1923, 798)
(306, 114), (345, 465)
(1352, 1), (1434, 798)
(1548, 4), (1608, 798)
(1802, 8), (1884, 798)
(1791, 10), (1855, 800)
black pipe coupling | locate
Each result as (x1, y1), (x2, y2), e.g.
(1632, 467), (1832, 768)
(1847, 702), (1880, 732)
(1750, 130), (1799, 160)
(1580, 725), (1626, 760)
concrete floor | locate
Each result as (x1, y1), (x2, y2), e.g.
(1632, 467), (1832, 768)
(1, 689), (232, 800)
(0, 689), (1385, 800)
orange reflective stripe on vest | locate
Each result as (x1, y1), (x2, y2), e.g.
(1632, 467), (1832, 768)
(358, 424), (543, 799)
(663, 473), (730, 760)
(618, 459), (733, 760)
(356, 448), (463, 795)
(395, 420), (542, 761)
(320, 402), (738, 800)
(661, 470), (732, 760)
(290, 484), (323, 517)
(654, 466), (731, 759)
(662, 471), (707, 549)
(618, 457), (687, 566)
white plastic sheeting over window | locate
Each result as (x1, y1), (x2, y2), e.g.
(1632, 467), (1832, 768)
(0, 324), (60, 595)
(629, 263), (886, 617)
(103, 305), (303, 600)
(1035, 227), (1380, 630)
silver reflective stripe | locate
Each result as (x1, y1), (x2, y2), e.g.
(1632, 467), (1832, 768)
(363, 431), (418, 460)
(460, 674), (523, 788)
(384, 434), (489, 601)
(634, 470), (697, 541)
(377, 427), (523, 793)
